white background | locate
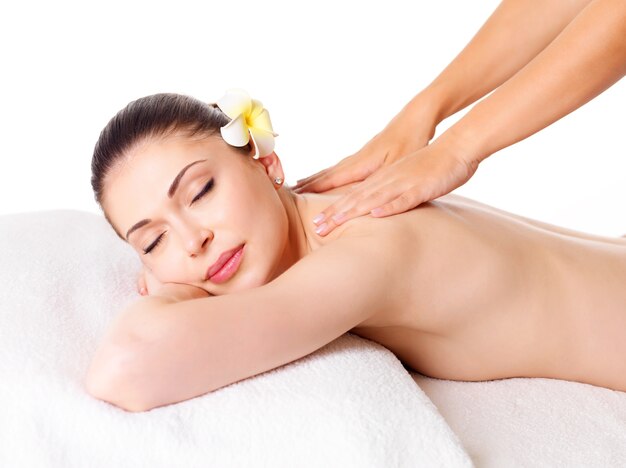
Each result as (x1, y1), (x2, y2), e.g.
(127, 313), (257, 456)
(1, 0), (624, 236)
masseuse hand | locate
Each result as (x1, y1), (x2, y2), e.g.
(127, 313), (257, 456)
(296, 138), (477, 236)
(137, 267), (210, 301)
(292, 99), (450, 236)
(293, 99), (437, 196)
(293, 0), (626, 236)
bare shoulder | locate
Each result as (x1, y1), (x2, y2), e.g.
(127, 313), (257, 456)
(268, 219), (406, 318)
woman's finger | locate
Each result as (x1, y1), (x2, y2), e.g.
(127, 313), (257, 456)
(152, 282), (211, 302)
(142, 267), (166, 296)
(137, 269), (147, 295)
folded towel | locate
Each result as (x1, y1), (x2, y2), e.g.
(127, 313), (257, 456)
(0, 210), (472, 468)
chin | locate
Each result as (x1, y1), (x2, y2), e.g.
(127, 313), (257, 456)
(209, 274), (267, 296)
(208, 255), (274, 295)
(214, 235), (290, 295)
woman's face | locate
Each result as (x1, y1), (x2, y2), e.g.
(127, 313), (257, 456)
(102, 131), (289, 295)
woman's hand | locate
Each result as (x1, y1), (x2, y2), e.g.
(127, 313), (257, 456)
(292, 98), (438, 194)
(307, 139), (479, 236)
(137, 267), (210, 302)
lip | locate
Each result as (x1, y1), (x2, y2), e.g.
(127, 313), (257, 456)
(205, 244), (245, 283)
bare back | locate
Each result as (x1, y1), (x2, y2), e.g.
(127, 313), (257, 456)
(304, 188), (626, 392)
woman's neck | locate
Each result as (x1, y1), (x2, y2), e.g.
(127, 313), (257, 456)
(271, 188), (333, 278)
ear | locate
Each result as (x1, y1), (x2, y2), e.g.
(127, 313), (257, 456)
(256, 151), (285, 186)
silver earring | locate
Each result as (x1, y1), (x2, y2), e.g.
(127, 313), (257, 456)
(274, 177), (283, 185)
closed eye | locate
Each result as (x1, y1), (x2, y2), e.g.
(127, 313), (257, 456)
(191, 178), (214, 204)
(143, 178), (215, 255)
(143, 232), (164, 255)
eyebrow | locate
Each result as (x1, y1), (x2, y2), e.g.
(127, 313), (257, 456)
(125, 159), (207, 240)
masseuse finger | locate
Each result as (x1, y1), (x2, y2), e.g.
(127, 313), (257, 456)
(313, 181), (403, 236)
(294, 168), (358, 193)
(311, 159), (401, 225)
(293, 153), (373, 193)
(293, 167), (329, 189)
(293, 162), (358, 193)
(369, 189), (425, 218)
(293, 153), (357, 188)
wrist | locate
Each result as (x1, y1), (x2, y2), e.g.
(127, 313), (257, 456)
(403, 88), (445, 130)
(410, 82), (465, 127)
(431, 122), (488, 166)
(141, 293), (178, 306)
(151, 282), (210, 303)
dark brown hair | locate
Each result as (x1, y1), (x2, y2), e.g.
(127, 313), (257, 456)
(90, 93), (252, 238)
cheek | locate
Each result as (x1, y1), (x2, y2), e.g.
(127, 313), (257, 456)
(247, 186), (286, 233)
(231, 183), (289, 261)
(223, 177), (281, 230)
(142, 247), (189, 284)
(252, 195), (290, 265)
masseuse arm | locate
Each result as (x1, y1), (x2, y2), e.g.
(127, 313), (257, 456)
(304, 0), (626, 237)
(442, 0), (626, 165)
(293, 0), (593, 194)
(422, 0), (595, 127)
(85, 233), (389, 413)
(309, 0), (626, 235)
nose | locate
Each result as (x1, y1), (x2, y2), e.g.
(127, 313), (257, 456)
(185, 228), (213, 257)
(170, 213), (214, 257)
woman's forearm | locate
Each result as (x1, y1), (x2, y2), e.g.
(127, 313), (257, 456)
(439, 0), (626, 163)
(411, 0), (593, 124)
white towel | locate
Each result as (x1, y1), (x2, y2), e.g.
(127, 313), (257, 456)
(0, 209), (472, 468)
(412, 371), (626, 467)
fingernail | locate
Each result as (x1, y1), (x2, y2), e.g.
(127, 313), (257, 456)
(331, 212), (346, 223)
(315, 222), (327, 234)
(139, 287), (147, 296)
(312, 213), (325, 225)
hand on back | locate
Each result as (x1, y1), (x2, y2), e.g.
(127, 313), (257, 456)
(292, 101), (478, 236)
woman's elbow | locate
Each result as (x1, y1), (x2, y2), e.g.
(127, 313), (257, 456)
(84, 350), (151, 413)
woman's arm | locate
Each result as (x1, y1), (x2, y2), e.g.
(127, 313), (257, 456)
(86, 232), (393, 412)
(416, 0), (593, 123)
(441, 0), (626, 164)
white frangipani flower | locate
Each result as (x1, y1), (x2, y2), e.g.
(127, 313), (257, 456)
(215, 88), (278, 159)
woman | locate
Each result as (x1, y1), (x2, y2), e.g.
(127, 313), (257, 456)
(85, 92), (626, 413)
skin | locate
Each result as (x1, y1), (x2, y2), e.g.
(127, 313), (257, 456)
(87, 132), (626, 412)
(101, 132), (308, 297)
(295, 0), (626, 236)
